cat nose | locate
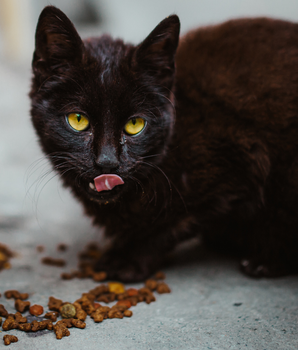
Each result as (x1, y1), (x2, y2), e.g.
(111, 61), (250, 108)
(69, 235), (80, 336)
(95, 145), (120, 173)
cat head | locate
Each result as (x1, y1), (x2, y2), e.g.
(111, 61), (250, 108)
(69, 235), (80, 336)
(30, 6), (180, 203)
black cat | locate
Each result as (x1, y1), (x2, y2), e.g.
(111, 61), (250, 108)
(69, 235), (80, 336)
(30, 6), (298, 281)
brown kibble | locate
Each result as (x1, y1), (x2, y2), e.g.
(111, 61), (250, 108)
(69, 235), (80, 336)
(0, 243), (13, 272)
(29, 304), (44, 316)
(0, 304), (8, 318)
(108, 309), (123, 319)
(89, 285), (109, 297)
(61, 272), (74, 280)
(60, 303), (76, 318)
(92, 271), (107, 282)
(14, 312), (27, 323)
(44, 311), (59, 322)
(71, 318), (86, 328)
(116, 300), (131, 309)
(145, 294), (156, 304)
(54, 323), (70, 339)
(57, 319), (73, 328)
(31, 320), (51, 332)
(145, 279), (158, 291)
(126, 296), (139, 306)
(3, 334), (18, 345)
(97, 292), (116, 303)
(15, 299), (30, 313)
(123, 310), (133, 317)
(126, 288), (138, 297)
(18, 323), (32, 332)
(156, 282), (171, 294)
(138, 287), (152, 296)
(155, 271), (166, 280)
(82, 293), (96, 303)
(112, 305), (128, 313)
(0, 317), (2, 326)
(42, 257), (66, 267)
(75, 308), (87, 321)
(48, 296), (63, 311)
(4, 290), (28, 300)
(57, 243), (68, 252)
(91, 310), (105, 323)
(116, 292), (128, 300)
(36, 245), (44, 253)
(2, 317), (18, 331)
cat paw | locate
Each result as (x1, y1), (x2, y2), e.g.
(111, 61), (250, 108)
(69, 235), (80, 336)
(240, 258), (289, 278)
(94, 251), (161, 282)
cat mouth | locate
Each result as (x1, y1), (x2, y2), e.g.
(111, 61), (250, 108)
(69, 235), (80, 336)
(86, 174), (125, 199)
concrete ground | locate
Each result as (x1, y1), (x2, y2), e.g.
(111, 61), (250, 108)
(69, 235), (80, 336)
(1, 3), (298, 348)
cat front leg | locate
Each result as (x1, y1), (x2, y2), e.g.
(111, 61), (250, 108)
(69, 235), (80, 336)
(94, 215), (198, 282)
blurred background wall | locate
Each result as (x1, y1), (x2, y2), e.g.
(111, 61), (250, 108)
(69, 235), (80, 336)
(2, 0), (298, 66)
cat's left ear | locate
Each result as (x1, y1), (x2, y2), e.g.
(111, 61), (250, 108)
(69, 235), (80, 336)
(133, 15), (180, 89)
(32, 6), (84, 74)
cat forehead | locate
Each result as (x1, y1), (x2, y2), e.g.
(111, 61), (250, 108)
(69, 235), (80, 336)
(84, 35), (134, 67)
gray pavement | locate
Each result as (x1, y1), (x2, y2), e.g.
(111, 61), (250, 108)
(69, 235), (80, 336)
(1, 8), (298, 348)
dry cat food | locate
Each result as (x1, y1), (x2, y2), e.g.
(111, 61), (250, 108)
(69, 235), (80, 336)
(29, 304), (44, 316)
(3, 335), (18, 345)
(0, 243), (13, 271)
(41, 257), (66, 267)
(0, 273), (171, 345)
(60, 243), (107, 282)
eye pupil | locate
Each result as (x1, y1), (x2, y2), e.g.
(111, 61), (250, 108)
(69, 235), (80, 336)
(132, 118), (136, 125)
(77, 115), (81, 122)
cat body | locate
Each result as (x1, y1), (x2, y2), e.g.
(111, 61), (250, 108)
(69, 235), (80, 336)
(30, 6), (298, 281)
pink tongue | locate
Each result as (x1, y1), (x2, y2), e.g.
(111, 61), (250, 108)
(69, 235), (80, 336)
(94, 174), (124, 192)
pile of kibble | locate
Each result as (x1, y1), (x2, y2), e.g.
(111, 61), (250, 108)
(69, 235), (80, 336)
(0, 272), (170, 346)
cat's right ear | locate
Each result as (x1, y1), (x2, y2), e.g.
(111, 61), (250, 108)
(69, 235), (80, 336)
(133, 15), (180, 89)
(32, 6), (84, 75)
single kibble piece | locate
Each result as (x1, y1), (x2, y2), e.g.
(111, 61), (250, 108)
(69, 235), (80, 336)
(123, 310), (133, 317)
(116, 300), (131, 309)
(42, 257), (66, 267)
(154, 271), (166, 280)
(54, 323), (70, 340)
(29, 304), (44, 316)
(108, 282), (125, 294)
(156, 282), (171, 294)
(108, 309), (123, 319)
(14, 312), (27, 323)
(60, 303), (76, 318)
(36, 245), (45, 253)
(145, 279), (158, 291)
(92, 271), (107, 282)
(2, 317), (18, 331)
(15, 299), (30, 313)
(61, 272), (73, 280)
(57, 243), (68, 252)
(44, 311), (59, 322)
(3, 335), (18, 346)
(71, 318), (86, 328)
(0, 304), (8, 318)
(48, 296), (63, 311)
(18, 323), (32, 332)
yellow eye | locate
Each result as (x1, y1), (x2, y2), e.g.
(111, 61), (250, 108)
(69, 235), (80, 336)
(67, 113), (89, 131)
(124, 117), (145, 135)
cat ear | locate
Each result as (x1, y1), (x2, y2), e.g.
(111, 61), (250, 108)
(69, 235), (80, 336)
(32, 6), (84, 73)
(133, 15), (180, 89)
